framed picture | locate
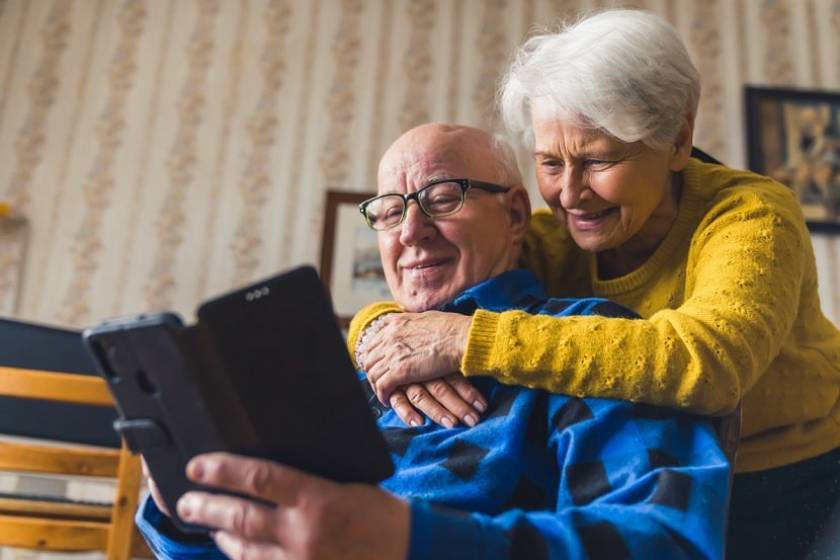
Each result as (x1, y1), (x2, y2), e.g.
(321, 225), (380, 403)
(319, 190), (392, 327)
(745, 86), (840, 232)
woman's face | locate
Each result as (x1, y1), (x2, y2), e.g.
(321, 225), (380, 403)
(531, 115), (678, 254)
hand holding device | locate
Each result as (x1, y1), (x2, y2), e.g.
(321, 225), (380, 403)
(84, 266), (393, 533)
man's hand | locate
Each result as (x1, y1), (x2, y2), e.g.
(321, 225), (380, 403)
(142, 456), (171, 517)
(176, 453), (410, 560)
(388, 374), (487, 428)
(362, 311), (474, 406)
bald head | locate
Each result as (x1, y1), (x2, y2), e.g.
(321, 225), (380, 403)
(374, 123), (531, 312)
(378, 123), (522, 194)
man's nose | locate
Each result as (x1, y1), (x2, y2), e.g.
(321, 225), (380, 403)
(398, 202), (436, 246)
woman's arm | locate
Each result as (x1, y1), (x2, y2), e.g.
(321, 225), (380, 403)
(460, 187), (807, 415)
(361, 185), (810, 416)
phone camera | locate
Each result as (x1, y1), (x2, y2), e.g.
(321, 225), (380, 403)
(135, 369), (159, 396)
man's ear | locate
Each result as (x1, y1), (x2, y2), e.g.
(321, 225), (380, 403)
(669, 112), (695, 172)
(506, 186), (531, 246)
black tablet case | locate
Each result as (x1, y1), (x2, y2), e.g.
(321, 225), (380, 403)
(84, 266), (392, 523)
(0, 318), (120, 448)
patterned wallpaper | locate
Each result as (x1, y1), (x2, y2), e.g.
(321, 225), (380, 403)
(0, 0), (839, 331)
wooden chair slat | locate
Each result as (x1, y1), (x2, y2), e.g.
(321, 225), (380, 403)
(0, 496), (112, 521)
(0, 440), (120, 477)
(0, 365), (147, 555)
(0, 514), (109, 550)
(0, 366), (113, 406)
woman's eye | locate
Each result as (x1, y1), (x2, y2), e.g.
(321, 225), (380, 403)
(585, 159), (615, 169)
(539, 159), (564, 170)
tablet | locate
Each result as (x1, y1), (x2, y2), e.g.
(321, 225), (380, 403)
(83, 266), (393, 533)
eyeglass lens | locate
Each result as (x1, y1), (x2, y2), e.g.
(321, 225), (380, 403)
(365, 181), (464, 230)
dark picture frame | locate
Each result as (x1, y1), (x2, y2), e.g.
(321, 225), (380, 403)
(745, 86), (840, 233)
(319, 190), (390, 328)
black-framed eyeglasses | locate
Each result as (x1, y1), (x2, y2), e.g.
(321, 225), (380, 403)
(359, 178), (510, 231)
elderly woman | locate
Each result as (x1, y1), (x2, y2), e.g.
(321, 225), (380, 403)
(351, 9), (840, 559)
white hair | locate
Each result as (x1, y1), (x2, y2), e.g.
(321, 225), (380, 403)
(489, 133), (523, 186)
(499, 9), (700, 151)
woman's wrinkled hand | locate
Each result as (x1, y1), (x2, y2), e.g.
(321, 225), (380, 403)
(361, 311), (473, 404)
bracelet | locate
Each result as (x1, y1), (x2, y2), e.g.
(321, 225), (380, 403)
(355, 315), (391, 371)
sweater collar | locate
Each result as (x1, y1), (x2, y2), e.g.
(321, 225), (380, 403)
(589, 158), (706, 295)
(440, 269), (546, 315)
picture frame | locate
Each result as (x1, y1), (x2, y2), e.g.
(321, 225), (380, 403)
(745, 86), (840, 233)
(319, 190), (392, 328)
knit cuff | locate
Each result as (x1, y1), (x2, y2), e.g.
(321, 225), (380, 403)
(346, 301), (403, 368)
(462, 309), (500, 377)
(135, 494), (222, 558)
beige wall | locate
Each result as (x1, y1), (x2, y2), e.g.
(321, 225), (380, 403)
(0, 0), (839, 328)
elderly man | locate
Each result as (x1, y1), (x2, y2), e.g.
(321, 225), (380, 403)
(137, 123), (730, 559)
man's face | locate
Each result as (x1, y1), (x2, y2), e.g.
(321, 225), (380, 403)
(376, 129), (519, 312)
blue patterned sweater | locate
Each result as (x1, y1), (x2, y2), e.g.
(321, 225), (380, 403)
(137, 269), (730, 559)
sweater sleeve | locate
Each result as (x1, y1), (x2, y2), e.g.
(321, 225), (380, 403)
(406, 402), (730, 560)
(463, 185), (809, 415)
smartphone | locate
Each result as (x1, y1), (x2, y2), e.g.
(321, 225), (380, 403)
(84, 266), (393, 533)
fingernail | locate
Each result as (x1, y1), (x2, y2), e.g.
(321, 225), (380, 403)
(190, 460), (205, 482)
(464, 413), (478, 427)
(409, 418), (422, 427)
(177, 496), (194, 520)
(473, 400), (487, 413)
(442, 416), (455, 429)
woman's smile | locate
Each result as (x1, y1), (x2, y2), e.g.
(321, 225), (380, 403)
(565, 206), (619, 231)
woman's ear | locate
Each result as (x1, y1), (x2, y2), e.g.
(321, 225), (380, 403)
(506, 186), (531, 246)
(669, 112), (695, 172)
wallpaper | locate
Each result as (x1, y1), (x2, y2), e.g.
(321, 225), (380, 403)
(0, 0), (838, 328)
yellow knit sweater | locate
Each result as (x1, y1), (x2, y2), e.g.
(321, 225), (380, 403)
(349, 159), (840, 473)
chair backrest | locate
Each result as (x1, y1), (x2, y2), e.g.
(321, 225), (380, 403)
(0, 318), (119, 447)
(691, 146), (724, 165)
(0, 365), (144, 558)
(0, 317), (149, 558)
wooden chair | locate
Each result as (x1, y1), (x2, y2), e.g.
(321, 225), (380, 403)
(0, 365), (151, 558)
